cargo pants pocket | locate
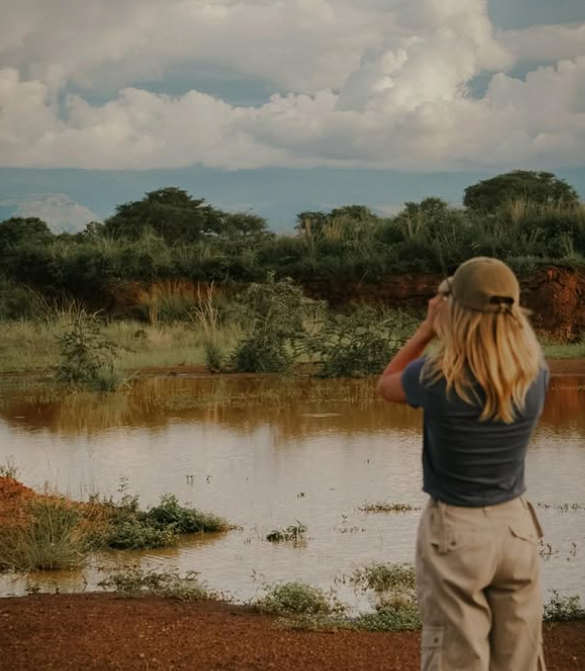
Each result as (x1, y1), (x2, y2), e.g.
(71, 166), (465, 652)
(421, 626), (443, 671)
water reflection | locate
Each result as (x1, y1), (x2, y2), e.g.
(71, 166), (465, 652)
(1, 376), (583, 439)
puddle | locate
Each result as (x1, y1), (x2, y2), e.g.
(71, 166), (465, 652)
(1, 375), (584, 604)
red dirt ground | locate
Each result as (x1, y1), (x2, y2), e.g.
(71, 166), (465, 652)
(0, 595), (583, 671)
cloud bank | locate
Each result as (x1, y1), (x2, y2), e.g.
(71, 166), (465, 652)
(0, 0), (584, 171)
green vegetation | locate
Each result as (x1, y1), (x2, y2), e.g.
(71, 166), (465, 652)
(232, 274), (315, 373)
(0, 482), (231, 572)
(1, 174), (584, 321)
(544, 591), (585, 622)
(358, 502), (422, 513)
(303, 307), (418, 378)
(255, 582), (339, 616)
(0, 318), (228, 374)
(265, 521), (307, 543)
(0, 313), (582, 376)
(98, 567), (212, 601)
(539, 341), (585, 360)
(98, 493), (231, 550)
(1, 173), (585, 376)
(463, 171), (579, 213)
(0, 499), (93, 572)
(56, 310), (124, 391)
(349, 562), (416, 599)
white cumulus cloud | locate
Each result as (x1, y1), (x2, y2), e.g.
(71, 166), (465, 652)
(0, 0), (584, 171)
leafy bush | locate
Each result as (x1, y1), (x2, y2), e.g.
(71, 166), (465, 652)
(142, 494), (229, 534)
(349, 562), (418, 622)
(98, 493), (230, 550)
(56, 311), (121, 390)
(353, 604), (421, 631)
(256, 582), (337, 616)
(304, 306), (418, 378)
(232, 274), (319, 373)
(544, 591), (585, 622)
(350, 562), (416, 595)
(104, 519), (178, 550)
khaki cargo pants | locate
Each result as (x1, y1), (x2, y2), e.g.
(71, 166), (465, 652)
(416, 496), (546, 671)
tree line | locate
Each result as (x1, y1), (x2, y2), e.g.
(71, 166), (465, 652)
(0, 170), (583, 310)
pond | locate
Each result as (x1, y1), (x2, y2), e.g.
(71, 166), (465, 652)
(0, 375), (584, 606)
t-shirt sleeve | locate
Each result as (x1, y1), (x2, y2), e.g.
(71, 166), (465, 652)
(538, 364), (550, 414)
(401, 357), (427, 409)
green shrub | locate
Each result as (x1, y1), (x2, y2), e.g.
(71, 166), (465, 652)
(353, 604), (421, 631)
(98, 493), (230, 550)
(305, 306), (418, 378)
(143, 494), (229, 534)
(56, 311), (122, 390)
(104, 519), (178, 550)
(256, 582), (337, 616)
(350, 562), (416, 595)
(544, 591), (585, 622)
(232, 273), (319, 373)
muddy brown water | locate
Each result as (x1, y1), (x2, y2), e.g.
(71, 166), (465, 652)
(0, 376), (584, 607)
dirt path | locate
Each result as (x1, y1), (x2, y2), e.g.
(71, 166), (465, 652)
(0, 595), (584, 671)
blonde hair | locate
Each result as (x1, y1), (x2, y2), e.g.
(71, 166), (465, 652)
(423, 299), (544, 423)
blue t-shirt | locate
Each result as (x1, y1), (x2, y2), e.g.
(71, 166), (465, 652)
(401, 357), (549, 507)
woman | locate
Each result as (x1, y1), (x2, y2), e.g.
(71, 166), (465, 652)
(376, 257), (548, 671)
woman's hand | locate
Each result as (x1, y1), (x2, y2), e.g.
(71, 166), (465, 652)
(416, 294), (444, 341)
(376, 294), (444, 403)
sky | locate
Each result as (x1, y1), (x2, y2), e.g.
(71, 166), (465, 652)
(0, 0), (584, 231)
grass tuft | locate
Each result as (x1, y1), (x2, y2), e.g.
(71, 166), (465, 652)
(0, 499), (93, 571)
(358, 502), (421, 513)
(256, 582), (341, 616)
(265, 521), (307, 543)
(98, 567), (212, 601)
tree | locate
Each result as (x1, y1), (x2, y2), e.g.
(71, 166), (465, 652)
(103, 187), (223, 243)
(295, 205), (378, 237)
(463, 171), (579, 213)
(398, 197), (450, 222)
(216, 212), (269, 238)
(0, 217), (53, 248)
(295, 211), (328, 236)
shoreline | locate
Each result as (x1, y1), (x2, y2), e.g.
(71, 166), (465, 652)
(1, 357), (585, 380)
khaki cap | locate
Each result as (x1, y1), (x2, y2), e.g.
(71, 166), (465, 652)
(438, 257), (520, 313)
